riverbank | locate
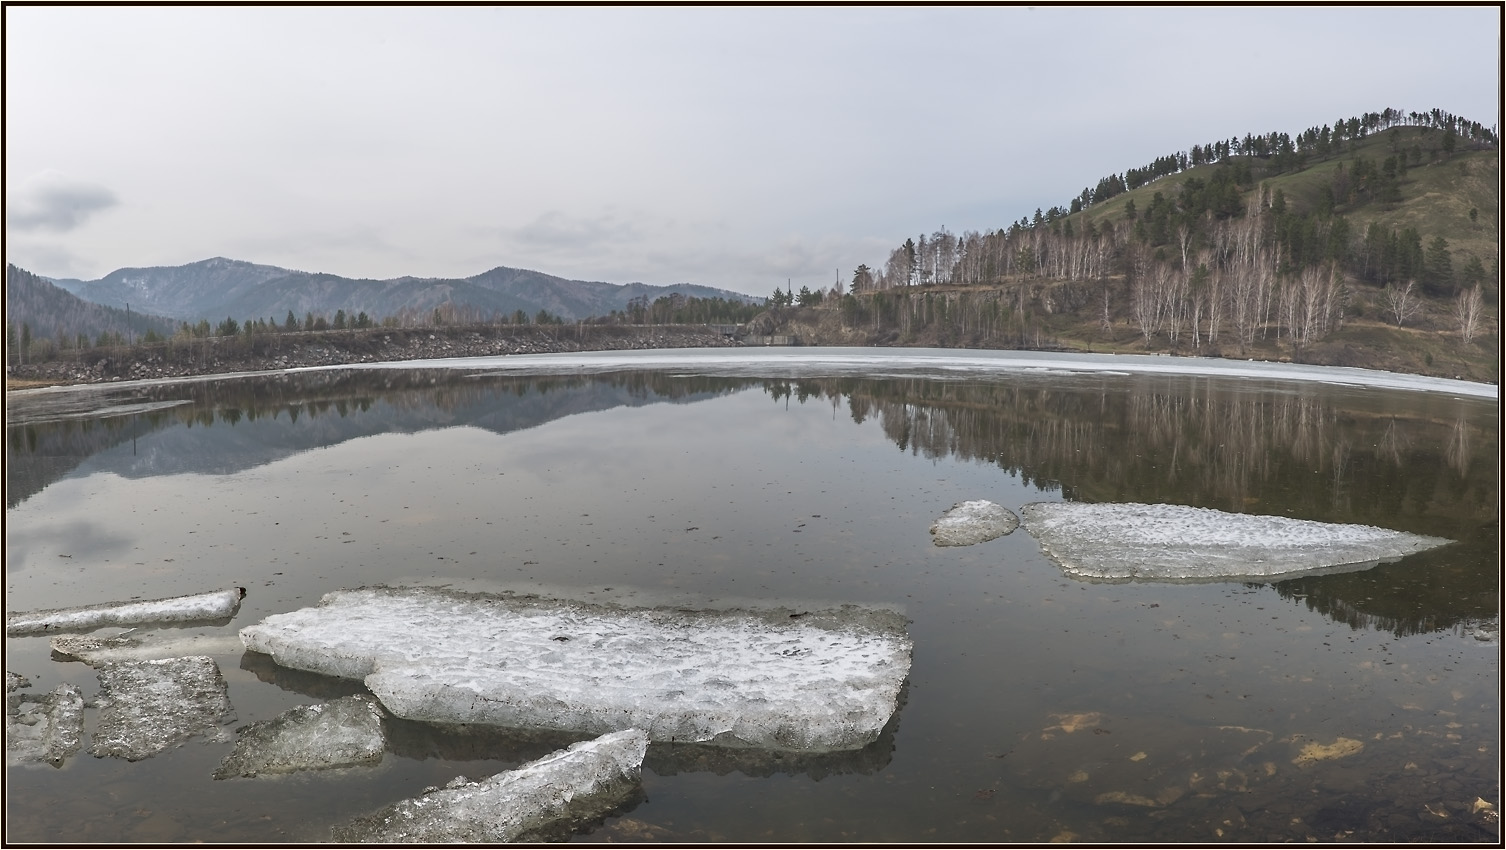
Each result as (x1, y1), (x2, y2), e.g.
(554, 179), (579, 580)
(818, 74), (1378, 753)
(5, 324), (738, 389)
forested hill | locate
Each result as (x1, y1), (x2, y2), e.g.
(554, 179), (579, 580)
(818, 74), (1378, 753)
(772, 107), (1497, 382)
(6, 265), (177, 356)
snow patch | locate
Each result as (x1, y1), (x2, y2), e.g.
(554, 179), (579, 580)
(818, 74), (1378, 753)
(7, 588), (245, 637)
(240, 586), (911, 752)
(1020, 502), (1452, 582)
(930, 500), (1019, 546)
(331, 728), (648, 843)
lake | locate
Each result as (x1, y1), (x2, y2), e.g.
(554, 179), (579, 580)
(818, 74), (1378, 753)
(5, 349), (1499, 843)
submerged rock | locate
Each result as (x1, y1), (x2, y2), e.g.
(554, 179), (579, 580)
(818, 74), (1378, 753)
(1006, 711), (1278, 809)
(7, 588), (246, 636)
(331, 728), (649, 843)
(90, 656), (236, 761)
(6, 682), (84, 767)
(241, 586), (911, 752)
(929, 500), (1019, 546)
(215, 694), (386, 779)
(1020, 502), (1452, 582)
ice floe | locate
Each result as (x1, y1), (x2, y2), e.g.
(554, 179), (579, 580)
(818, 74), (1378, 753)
(6, 680), (84, 767)
(241, 586), (911, 751)
(1020, 502), (1452, 582)
(7, 588), (246, 636)
(51, 632), (247, 665)
(90, 656), (236, 760)
(930, 500), (1019, 546)
(215, 694), (386, 779)
(331, 728), (649, 843)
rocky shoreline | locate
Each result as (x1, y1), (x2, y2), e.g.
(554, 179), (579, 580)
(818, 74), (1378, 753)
(5, 324), (740, 387)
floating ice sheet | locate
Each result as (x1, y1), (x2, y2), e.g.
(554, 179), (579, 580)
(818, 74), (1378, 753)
(241, 587), (911, 752)
(332, 728), (648, 843)
(6, 683), (84, 767)
(90, 656), (236, 761)
(51, 632), (247, 665)
(930, 500), (1019, 547)
(305, 348), (1497, 399)
(7, 588), (245, 636)
(1020, 502), (1452, 582)
(215, 694), (386, 779)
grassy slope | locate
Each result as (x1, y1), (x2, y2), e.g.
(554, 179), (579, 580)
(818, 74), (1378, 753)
(1073, 126), (1499, 272)
(783, 125), (1499, 382)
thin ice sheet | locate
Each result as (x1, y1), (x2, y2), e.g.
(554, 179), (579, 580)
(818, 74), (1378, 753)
(241, 586), (911, 752)
(6, 683), (84, 767)
(1020, 502), (1452, 582)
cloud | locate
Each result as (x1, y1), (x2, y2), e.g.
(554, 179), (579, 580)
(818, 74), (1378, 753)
(3, 240), (92, 278)
(509, 211), (641, 251)
(6, 170), (120, 232)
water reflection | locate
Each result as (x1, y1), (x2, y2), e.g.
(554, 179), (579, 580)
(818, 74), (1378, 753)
(767, 375), (1495, 539)
(8, 369), (1496, 640)
(5, 364), (1498, 843)
(6, 370), (748, 507)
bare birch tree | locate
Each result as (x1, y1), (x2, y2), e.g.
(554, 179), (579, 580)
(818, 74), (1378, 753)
(1384, 280), (1422, 327)
(1452, 285), (1484, 343)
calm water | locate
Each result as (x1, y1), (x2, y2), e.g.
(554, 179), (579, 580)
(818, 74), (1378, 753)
(5, 351), (1499, 843)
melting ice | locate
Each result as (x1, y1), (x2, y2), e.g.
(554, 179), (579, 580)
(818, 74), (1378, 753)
(216, 695), (386, 779)
(51, 633), (247, 665)
(240, 586), (911, 752)
(90, 656), (236, 761)
(1020, 502), (1452, 582)
(332, 728), (649, 843)
(929, 500), (1019, 546)
(6, 677), (84, 767)
(7, 588), (245, 637)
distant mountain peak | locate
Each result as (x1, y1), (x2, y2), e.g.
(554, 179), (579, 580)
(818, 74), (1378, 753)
(39, 258), (756, 323)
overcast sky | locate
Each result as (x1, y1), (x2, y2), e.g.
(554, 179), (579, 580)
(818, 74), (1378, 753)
(6, 6), (1499, 297)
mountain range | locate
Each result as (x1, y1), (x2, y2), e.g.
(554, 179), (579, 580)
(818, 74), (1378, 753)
(42, 258), (756, 325)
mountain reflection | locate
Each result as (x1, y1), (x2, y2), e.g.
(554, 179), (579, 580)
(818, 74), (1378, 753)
(6, 370), (751, 508)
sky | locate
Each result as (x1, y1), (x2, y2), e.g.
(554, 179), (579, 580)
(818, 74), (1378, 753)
(5, 6), (1500, 298)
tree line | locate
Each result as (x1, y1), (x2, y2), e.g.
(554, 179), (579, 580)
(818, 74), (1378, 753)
(846, 110), (1495, 353)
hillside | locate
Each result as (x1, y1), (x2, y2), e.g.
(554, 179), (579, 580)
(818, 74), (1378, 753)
(48, 258), (756, 324)
(6, 265), (178, 359)
(764, 116), (1499, 383)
